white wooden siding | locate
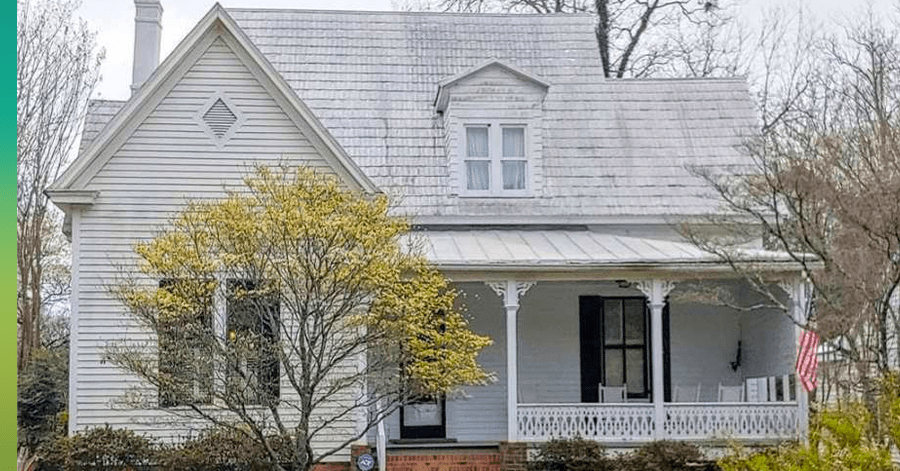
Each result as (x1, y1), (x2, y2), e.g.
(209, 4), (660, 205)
(373, 281), (795, 442)
(73, 36), (356, 459)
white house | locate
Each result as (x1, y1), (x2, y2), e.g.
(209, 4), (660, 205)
(48, 1), (811, 465)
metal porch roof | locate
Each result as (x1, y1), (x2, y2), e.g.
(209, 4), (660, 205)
(414, 229), (799, 271)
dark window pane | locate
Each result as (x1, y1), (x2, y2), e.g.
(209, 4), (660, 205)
(626, 349), (646, 394)
(157, 278), (214, 407)
(624, 299), (645, 345)
(227, 279), (280, 405)
(604, 349), (623, 386)
(604, 299), (623, 344)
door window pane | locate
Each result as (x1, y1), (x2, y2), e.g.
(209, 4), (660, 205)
(604, 300), (623, 344)
(502, 160), (526, 190)
(466, 127), (489, 157)
(502, 127), (525, 157)
(465, 161), (490, 190)
(403, 399), (443, 427)
(626, 349), (646, 394)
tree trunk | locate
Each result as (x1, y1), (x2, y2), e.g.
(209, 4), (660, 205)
(595, 0), (611, 77)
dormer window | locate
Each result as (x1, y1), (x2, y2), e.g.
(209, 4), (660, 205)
(435, 59), (549, 198)
(463, 123), (528, 195)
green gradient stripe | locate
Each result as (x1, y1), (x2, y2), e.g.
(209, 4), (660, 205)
(7, 1), (19, 463)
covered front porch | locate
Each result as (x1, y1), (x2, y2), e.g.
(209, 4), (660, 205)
(407, 229), (811, 445)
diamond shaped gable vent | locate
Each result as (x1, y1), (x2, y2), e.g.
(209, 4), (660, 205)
(203, 98), (237, 137)
(195, 93), (245, 148)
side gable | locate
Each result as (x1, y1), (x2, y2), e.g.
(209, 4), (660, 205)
(48, 4), (378, 202)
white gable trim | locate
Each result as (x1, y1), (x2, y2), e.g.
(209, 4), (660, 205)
(49, 4), (379, 197)
(434, 58), (551, 112)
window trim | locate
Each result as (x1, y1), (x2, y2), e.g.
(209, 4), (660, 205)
(459, 121), (530, 197)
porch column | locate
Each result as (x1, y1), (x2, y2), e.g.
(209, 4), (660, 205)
(636, 280), (675, 440)
(781, 277), (811, 443)
(487, 280), (535, 441)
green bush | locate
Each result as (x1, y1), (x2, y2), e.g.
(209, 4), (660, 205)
(528, 436), (611, 471)
(18, 349), (69, 450)
(719, 398), (895, 471)
(528, 438), (715, 471)
(37, 425), (158, 470)
(158, 427), (294, 471)
(622, 440), (707, 471)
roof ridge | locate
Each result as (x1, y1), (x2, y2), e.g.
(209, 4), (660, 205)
(608, 76), (748, 83)
(226, 7), (596, 18)
(88, 99), (126, 105)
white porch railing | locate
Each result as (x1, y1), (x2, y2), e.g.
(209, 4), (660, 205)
(517, 403), (799, 442)
(517, 404), (654, 442)
(664, 403), (799, 440)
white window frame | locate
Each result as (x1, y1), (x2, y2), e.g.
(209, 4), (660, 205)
(459, 122), (530, 197)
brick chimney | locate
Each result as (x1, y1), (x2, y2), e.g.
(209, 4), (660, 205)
(131, 0), (163, 93)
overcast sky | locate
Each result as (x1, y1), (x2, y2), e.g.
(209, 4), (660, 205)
(77, 0), (897, 100)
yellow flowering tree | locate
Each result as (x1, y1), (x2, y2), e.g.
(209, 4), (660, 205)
(109, 166), (492, 471)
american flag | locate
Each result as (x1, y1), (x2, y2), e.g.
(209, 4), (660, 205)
(795, 329), (820, 392)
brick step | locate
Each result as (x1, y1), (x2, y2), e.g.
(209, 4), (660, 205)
(386, 451), (503, 471)
(380, 442), (525, 471)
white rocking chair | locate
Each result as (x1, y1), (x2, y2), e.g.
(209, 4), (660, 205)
(673, 384), (701, 402)
(598, 384), (627, 403)
(718, 383), (744, 402)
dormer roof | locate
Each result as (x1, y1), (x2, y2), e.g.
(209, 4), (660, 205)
(434, 59), (551, 112)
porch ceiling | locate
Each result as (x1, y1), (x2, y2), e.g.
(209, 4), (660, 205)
(414, 229), (806, 275)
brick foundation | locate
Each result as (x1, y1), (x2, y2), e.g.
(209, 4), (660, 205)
(499, 442), (527, 471)
(381, 443), (527, 471)
(314, 462), (352, 471)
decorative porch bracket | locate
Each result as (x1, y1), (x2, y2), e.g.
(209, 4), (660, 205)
(486, 280), (536, 441)
(779, 277), (812, 443)
(636, 280), (676, 439)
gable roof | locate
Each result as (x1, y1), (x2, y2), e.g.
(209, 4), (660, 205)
(49, 4), (378, 202)
(73, 8), (759, 222)
(434, 58), (551, 112)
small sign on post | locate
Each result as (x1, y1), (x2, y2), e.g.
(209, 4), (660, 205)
(357, 453), (376, 471)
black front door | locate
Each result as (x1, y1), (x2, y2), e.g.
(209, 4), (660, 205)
(399, 396), (446, 439)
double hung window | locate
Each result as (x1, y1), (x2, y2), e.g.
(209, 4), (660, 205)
(157, 278), (215, 407)
(580, 296), (651, 402)
(602, 298), (648, 398)
(226, 279), (280, 405)
(463, 124), (527, 195)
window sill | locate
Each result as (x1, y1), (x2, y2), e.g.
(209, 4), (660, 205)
(457, 192), (534, 199)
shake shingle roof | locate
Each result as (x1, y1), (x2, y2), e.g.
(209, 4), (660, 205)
(81, 9), (759, 221)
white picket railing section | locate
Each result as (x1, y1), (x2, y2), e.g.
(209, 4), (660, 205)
(517, 403), (799, 442)
(664, 403), (799, 440)
(517, 404), (654, 442)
